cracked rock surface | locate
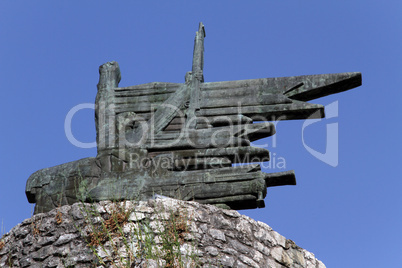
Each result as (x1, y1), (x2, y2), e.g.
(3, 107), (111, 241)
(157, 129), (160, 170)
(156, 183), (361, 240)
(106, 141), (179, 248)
(0, 199), (325, 267)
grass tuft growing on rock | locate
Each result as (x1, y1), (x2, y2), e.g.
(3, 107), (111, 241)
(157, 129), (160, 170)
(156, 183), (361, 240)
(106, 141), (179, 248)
(78, 199), (200, 267)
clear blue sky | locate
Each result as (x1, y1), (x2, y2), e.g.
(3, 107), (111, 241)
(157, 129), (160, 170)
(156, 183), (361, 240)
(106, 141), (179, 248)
(1, 1), (401, 267)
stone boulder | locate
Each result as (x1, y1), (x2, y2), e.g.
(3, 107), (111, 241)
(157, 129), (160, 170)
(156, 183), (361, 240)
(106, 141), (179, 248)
(0, 199), (325, 267)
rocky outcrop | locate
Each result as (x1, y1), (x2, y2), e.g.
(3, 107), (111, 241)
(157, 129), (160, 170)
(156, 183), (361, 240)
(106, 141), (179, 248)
(0, 199), (325, 267)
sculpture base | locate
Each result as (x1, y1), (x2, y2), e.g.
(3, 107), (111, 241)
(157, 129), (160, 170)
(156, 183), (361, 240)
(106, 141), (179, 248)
(0, 199), (325, 267)
(26, 156), (296, 214)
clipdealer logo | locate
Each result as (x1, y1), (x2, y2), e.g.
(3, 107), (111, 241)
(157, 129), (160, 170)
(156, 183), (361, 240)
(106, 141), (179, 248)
(64, 101), (341, 167)
(302, 101), (339, 167)
(64, 103), (96, 149)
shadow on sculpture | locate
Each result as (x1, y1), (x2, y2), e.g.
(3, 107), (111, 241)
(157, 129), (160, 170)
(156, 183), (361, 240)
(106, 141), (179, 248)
(26, 23), (362, 214)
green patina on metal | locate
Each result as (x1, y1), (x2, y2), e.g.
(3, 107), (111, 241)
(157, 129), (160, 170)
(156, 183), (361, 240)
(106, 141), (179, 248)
(26, 23), (362, 214)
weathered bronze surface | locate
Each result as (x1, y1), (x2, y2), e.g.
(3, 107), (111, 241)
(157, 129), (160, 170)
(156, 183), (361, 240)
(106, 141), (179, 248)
(26, 23), (362, 214)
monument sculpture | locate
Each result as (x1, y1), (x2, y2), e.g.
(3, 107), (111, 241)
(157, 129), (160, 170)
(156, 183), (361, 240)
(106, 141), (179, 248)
(26, 23), (362, 214)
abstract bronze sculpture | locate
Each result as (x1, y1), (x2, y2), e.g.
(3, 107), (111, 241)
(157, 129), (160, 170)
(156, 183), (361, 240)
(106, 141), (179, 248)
(26, 23), (362, 214)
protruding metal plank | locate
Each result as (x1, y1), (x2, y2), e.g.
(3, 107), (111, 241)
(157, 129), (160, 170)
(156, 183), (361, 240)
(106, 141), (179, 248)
(284, 72), (362, 101)
(264, 170), (296, 187)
